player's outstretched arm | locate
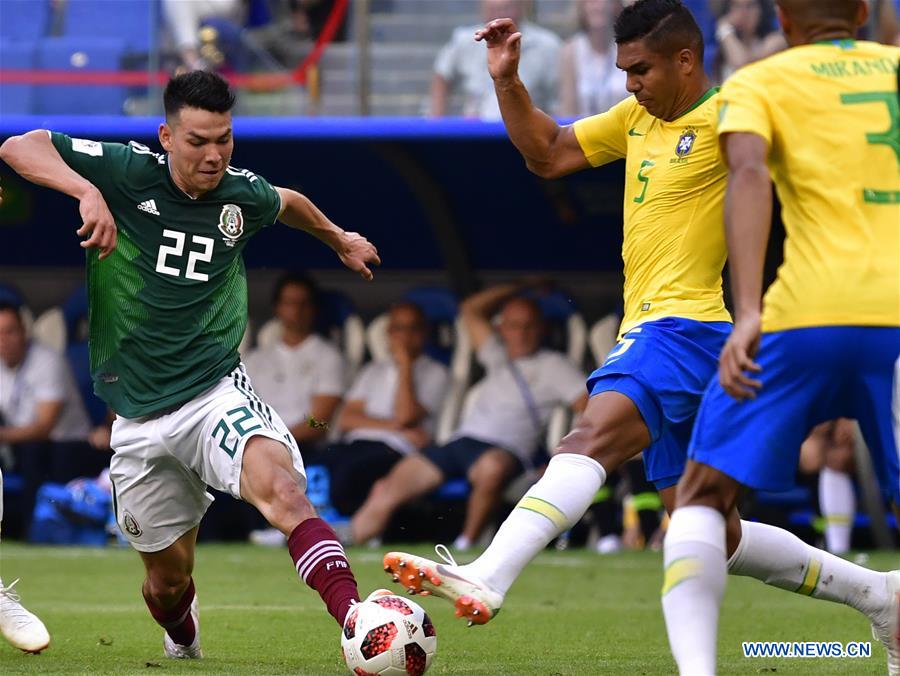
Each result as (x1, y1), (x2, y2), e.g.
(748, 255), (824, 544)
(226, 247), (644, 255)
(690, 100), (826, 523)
(275, 187), (380, 281)
(475, 19), (589, 179)
(0, 130), (117, 259)
(719, 131), (771, 401)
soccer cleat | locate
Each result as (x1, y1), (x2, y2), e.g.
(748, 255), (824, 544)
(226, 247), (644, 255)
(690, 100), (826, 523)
(163, 595), (202, 659)
(383, 546), (503, 626)
(0, 579), (50, 654)
(870, 570), (900, 676)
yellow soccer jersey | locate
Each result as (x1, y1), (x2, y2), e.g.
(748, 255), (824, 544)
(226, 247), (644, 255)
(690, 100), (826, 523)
(573, 89), (731, 336)
(718, 40), (900, 332)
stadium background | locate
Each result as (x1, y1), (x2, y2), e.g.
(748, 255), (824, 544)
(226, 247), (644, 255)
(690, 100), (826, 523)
(0, 0), (897, 549)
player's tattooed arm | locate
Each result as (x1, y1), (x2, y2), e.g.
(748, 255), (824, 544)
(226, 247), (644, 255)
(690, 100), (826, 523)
(0, 130), (117, 259)
(475, 18), (589, 179)
(719, 131), (770, 401)
(274, 186), (381, 281)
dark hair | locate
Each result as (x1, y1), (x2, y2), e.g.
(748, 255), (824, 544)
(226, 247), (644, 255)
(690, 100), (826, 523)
(614, 0), (704, 60)
(272, 272), (320, 308)
(164, 71), (235, 120)
(0, 301), (23, 324)
(389, 301), (427, 327)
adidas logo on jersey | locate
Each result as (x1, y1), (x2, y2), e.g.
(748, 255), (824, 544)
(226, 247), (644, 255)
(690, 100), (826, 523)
(137, 199), (160, 215)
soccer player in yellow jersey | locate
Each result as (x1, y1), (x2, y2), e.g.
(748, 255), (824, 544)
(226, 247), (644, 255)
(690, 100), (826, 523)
(382, 1), (898, 654)
(662, 1), (900, 673)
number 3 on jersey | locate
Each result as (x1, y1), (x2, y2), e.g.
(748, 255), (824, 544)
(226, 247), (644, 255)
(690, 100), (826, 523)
(156, 229), (214, 281)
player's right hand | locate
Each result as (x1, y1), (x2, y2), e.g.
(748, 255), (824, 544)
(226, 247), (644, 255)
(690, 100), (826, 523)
(719, 314), (763, 402)
(338, 231), (380, 281)
(77, 186), (118, 260)
(475, 18), (522, 82)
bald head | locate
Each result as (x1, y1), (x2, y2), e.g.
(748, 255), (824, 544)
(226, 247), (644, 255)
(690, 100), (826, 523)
(775, 0), (867, 45)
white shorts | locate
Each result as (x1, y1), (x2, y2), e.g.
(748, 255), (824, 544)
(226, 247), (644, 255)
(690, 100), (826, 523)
(109, 364), (305, 552)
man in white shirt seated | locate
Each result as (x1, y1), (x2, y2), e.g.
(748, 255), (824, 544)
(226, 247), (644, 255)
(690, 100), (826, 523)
(350, 282), (588, 548)
(328, 302), (449, 516)
(244, 273), (346, 451)
(0, 302), (103, 534)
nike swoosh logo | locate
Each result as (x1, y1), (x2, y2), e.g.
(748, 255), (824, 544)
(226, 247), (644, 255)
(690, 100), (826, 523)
(628, 128), (645, 136)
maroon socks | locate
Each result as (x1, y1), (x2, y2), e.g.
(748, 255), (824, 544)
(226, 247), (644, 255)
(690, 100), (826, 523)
(289, 518), (360, 626)
(143, 577), (196, 647)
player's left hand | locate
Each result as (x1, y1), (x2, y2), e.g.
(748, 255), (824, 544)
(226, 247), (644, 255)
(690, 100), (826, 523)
(719, 314), (762, 401)
(338, 232), (380, 281)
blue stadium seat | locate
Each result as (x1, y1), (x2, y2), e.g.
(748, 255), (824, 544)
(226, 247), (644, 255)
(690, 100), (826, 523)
(62, 0), (158, 53)
(35, 37), (127, 115)
(62, 286), (107, 426)
(0, 42), (37, 115)
(0, 282), (26, 307)
(0, 0), (51, 41)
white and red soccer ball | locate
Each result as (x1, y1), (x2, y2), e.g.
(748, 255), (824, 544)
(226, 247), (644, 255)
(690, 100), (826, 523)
(341, 594), (437, 675)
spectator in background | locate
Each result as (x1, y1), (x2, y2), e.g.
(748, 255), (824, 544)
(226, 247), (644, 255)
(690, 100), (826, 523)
(328, 302), (449, 517)
(243, 273), (345, 451)
(0, 303), (108, 534)
(430, 0), (561, 119)
(350, 282), (587, 550)
(162, 0), (244, 71)
(560, 0), (629, 117)
(799, 419), (857, 556)
(713, 0), (784, 82)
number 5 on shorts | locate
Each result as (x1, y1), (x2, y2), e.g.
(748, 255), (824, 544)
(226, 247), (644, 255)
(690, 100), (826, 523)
(212, 406), (263, 458)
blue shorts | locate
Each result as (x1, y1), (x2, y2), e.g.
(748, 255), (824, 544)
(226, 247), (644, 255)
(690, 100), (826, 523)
(690, 326), (900, 502)
(587, 317), (731, 490)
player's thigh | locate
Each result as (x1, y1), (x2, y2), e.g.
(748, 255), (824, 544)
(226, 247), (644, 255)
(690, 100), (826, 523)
(556, 389), (650, 471)
(110, 416), (212, 553)
(164, 366), (307, 500)
(851, 329), (900, 503)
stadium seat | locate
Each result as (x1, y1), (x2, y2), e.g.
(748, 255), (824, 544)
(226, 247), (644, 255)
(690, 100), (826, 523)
(32, 307), (66, 353)
(0, 281), (34, 333)
(0, 0), (51, 41)
(35, 38), (128, 115)
(62, 0), (158, 54)
(62, 286), (107, 425)
(0, 42), (37, 115)
(589, 314), (621, 366)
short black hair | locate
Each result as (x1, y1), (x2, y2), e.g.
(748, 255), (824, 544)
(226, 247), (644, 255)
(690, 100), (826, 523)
(614, 0), (704, 60)
(272, 272), (320, 307)
(164, 71), (235, 120)
(389, 301), (427, 327)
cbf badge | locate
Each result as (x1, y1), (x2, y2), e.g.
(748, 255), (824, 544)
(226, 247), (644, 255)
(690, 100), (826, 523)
(676, 128), (698, 158)
(218, 203), (244, 247)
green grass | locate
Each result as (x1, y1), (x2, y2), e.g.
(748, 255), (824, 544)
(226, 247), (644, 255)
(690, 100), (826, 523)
(0, 543), (892, 674)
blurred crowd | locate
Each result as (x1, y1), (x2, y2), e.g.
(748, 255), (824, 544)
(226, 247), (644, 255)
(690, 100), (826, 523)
(0, 275), (870, 555)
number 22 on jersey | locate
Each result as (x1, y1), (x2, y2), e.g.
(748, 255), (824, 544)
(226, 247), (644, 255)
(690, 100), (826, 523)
(155, 229), (214, 281)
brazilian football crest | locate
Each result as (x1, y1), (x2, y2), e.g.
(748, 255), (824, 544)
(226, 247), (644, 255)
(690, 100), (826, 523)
(676, 128), (698, 158)
(218, 203), (244, 247)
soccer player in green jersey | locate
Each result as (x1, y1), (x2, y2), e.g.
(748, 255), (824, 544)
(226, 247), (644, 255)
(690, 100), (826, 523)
(0, 71), (381, 658)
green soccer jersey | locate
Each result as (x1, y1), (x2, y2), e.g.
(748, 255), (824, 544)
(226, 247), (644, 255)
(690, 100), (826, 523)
(51, 132), (282, 418)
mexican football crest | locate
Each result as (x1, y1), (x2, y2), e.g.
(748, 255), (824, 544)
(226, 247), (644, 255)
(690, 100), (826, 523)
(218, 204), (244, 247)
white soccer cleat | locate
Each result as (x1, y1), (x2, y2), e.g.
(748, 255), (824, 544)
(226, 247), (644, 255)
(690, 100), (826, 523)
(870, 570), (900, 675)
(0, 579), (50, 654)
(383, 546), (504, 626)
(163, 594), (202, 659)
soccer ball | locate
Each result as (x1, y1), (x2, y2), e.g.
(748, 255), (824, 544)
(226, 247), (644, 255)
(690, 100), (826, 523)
(341, 593), (437, 675)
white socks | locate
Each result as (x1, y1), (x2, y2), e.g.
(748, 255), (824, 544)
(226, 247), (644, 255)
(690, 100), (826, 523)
(729, 518), (887, 617)
(819, 468), (855, 554)
(662, 506), (725, 676)
(463, 453), (606, 596)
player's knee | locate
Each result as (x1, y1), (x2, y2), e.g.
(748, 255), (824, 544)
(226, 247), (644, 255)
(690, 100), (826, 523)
(674, 461), (738, 514)
(555, 419), (628, 470)
(146, 569), (191, 606)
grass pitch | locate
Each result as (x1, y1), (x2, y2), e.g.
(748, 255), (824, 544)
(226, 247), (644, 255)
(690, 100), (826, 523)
(0, 543), (892, 674)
